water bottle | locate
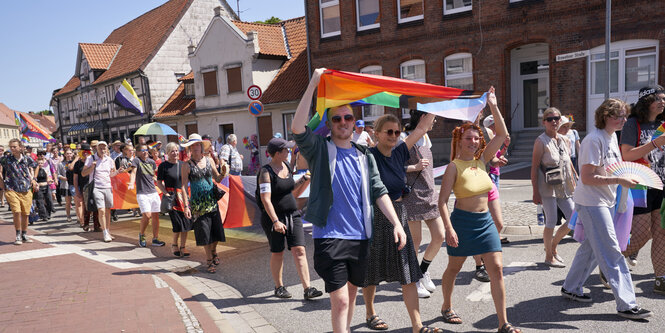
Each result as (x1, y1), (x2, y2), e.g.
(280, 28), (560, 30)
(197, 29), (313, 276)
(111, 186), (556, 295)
(536, 204), (545, 225)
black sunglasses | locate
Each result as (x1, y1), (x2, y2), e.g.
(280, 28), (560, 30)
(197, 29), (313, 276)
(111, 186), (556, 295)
(383, 129), (401, 136)
(331, 114), (355, 123)
(545, 116), (561, 122)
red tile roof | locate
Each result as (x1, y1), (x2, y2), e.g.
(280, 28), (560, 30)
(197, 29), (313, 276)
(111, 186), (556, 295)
(79, 43), (122, 70)
(0, 102), (19, 127)
(262, 17), (309, 104)
(54, 76), (80, 97)
(178, 71), (194, 81)
(55, 0), (195, 97)
(154, 81), (195, 118)
(232, 20), (288, 57)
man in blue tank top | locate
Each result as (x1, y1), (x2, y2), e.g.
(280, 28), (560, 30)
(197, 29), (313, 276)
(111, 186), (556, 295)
(292, 68), (406, 333)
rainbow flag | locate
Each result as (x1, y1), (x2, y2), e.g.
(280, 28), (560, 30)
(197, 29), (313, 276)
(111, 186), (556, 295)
(148, 141), (159, 149)
(218, 175), (260, 228)
(178, 134), (187, 144)
(308, 69), (487, 131)
(651, 123), (665, 140)
(111, 172), (139, 209)
(14, 112), (56, 142)
(114, 79), (143, 115)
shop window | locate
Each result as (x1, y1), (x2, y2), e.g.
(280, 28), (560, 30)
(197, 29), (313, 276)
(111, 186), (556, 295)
(360, 65), (384, 120)
(356, 0), (379, 30)
(398, 0), (423, 23)
(444, 0), (472, 15)
(320, 0), (341, 38)
(445, 53), (473, 90)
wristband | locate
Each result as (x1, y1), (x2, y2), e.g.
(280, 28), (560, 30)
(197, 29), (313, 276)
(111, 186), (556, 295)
(272, 219), (279, 224)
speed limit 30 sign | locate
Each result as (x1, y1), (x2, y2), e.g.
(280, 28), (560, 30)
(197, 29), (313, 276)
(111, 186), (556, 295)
(247, 85), (262, 100)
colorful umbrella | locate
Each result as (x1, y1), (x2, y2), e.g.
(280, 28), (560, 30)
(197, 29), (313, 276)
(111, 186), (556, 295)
(133, 122), (177, 136)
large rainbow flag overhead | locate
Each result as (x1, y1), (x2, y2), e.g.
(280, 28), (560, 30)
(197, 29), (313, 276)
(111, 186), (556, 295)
(14, 112), (56, 142)
(308, 69), (487, 133)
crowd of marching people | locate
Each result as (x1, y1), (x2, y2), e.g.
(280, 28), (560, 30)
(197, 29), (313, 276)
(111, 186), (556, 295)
(2, 68), (664, 332)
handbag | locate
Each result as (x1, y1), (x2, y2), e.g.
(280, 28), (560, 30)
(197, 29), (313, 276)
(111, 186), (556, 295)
(541, 137), (565, 185)
(212, 181), (226, 201)
(160, 161), (179, 214)
(83, 155), (97, 212)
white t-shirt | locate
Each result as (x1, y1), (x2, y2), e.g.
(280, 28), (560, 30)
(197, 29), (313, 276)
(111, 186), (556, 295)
(84, 154), (115, 189)
(352, 131), (371, 146)
(573, 128), (620, 207)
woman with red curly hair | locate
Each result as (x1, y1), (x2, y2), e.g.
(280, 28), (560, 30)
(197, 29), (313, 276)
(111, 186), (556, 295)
(437, 87), (521, 333)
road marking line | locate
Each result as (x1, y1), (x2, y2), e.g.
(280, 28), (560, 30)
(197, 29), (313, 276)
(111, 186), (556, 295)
(0, 247), (72, 263)
(466, 261), (537, 302)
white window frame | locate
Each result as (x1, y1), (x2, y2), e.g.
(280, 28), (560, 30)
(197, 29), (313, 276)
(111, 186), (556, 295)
(444, 52), (473, 89)
(359, 65), (384, 121)
(356, 0), (380, 31)
(443, 0), (472, 15)
(400, 59), (426, 118)
(588, 40), (659, 98)
(320, 0), (341, 38)
(397, 0), (424, 24)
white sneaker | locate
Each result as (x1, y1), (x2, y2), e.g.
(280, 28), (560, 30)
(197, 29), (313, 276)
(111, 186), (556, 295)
(416, 281), (430, 298)
(103, 230), (112, 242)
(420, 271), (436, 292)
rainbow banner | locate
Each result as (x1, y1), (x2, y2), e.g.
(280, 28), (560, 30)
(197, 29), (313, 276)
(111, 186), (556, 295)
(218, 175), (259, 228)
(111, 172), (139, 209)
(14, 112), (56, 142)
(308, 70), (487, 132)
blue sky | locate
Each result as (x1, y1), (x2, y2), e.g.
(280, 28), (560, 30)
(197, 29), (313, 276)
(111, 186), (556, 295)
(0, 0), (305, 112)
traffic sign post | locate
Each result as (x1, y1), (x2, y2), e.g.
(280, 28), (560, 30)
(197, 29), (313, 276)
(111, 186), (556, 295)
(247, 85), (262, 100)
(248, 101), (263, 116)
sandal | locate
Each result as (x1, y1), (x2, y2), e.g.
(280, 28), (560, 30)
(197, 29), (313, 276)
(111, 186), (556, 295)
(212, 253), (220, 266)
(172, 244), (181, 257)
(366, 314), (388, 330)
(180, 246), (190, 257)
(419, 327), (444, 333)
(206, 260), (216, 273)
(498, 322), (521, 333)
(441, 309), (462, 324)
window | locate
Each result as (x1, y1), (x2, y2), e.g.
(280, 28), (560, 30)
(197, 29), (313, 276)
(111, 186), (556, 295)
(360, 65), (384, 120)
(203, 70), (218, 96)
(444, 0), (472, 15)
(400, 59), (425, 117)
(257, 115), (273, 145)
(445, 53), (473, 90)
(398, 0), (423, 23)
(283, 113), (295, 140)
(226, 66), (242, 93)
(589, 41), (658, 96)
(185, 123), (198, 137)
(320, 0), (341, 37)
(356, 0), (379, 30)
(184, 82), (195, 97)
(167, 124), (178, 143)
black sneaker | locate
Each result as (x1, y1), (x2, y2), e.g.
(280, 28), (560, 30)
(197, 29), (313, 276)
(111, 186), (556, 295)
(21, 234), (33, 243)
(274, 286), (292, 299)
(618, 306), (652, 320)
(304, 287), (323, 300)
(474, 265), (490, 283)
(561, 287), (592, 303)
(151, 238), (166, 247)
(599, 270), (611, 289)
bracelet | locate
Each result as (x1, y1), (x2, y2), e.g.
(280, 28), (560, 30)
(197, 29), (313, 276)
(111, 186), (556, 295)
(272, 219), (279, 224)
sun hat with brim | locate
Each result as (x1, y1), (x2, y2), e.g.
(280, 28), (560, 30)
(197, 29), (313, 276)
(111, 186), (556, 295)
(111, 140), (122, 146)
(559, 116), (574, 127)
(180, 134), (211, 150)
(90, 140), (99, 147)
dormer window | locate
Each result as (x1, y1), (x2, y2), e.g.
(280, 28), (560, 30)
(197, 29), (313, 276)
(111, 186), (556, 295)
(185, 82), (195, 97)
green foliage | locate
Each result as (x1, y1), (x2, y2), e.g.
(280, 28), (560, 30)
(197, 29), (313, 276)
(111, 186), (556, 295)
(255, 16), (281, 24)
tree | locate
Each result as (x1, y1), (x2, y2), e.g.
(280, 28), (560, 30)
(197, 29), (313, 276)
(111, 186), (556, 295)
(255, 16), (281, 24)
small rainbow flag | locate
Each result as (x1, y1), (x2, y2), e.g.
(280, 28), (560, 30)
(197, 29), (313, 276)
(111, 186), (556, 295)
(178, 134), (187, 144)
(148, 141), (159, 149)
(14, 112), (56, 142)
(651, 123), (665, 140)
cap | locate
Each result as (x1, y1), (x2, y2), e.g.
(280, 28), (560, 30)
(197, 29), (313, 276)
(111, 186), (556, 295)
(97, 141), (108, 147)
(483, 115), (494, 128)
(356, 120), (365, 128)
(273, 132), (283, 139)
(69, 143), (77, 149)
(267, 138), (295, 155)
(638, 86), (664, 101)
(80, 143), (91, 151)
(90, 140), (99, 147)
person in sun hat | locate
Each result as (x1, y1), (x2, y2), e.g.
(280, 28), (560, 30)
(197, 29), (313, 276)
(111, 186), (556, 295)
(110, 140), (123, 160)
(180, 133), (228, 273)
(557, 116), (580, 173)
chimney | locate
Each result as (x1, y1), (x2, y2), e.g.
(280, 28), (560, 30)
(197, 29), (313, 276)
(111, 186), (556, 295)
(246, 31), (256, 41)
(213, 6), (222, 17)
(188, 44), (196, 55)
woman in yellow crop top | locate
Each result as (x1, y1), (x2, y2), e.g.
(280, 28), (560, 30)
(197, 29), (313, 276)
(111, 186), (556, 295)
(437, 87), (521, 333)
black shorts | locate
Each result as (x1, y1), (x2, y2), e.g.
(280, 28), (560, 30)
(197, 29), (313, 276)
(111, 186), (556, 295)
(313, 238), (369, 293)
(633, 188), (663, 215)
(260, 212), (305, 252)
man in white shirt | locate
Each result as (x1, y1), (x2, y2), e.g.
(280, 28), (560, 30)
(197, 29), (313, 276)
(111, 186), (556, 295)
(351, 120), (374, 147)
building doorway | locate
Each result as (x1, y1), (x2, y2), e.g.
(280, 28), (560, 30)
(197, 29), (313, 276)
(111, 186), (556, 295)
(219, 124), (234, 143)
(510, 43), (550, 130)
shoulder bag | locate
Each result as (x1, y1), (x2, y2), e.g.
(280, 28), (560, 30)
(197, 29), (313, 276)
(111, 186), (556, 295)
(541, 137), (564, 185)
(160, 161), (179, 214)
(83, 156), (97, 211)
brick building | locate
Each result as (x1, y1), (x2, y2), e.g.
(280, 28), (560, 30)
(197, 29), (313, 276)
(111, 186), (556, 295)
(305, 0), (664, 162)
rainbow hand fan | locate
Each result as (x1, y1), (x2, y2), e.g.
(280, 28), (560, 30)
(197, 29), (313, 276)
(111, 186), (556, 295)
(651, 123), (665, 140)
(605, 161), (663, 189)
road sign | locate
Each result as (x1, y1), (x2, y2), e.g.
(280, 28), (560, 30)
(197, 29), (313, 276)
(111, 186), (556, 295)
(248, 101), (263, 116)
(247, 85), (262, 100)
(556, 50), (589, 62)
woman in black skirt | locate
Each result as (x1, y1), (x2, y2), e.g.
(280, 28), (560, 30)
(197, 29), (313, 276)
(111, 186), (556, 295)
(362, 113), (442, 333)
(157, 142), (192, 257)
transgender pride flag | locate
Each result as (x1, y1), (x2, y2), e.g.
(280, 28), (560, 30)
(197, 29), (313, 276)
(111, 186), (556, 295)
(114, 79), (143, 115)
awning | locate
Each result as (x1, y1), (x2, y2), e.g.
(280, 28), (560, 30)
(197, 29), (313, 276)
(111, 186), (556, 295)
(67, 120), (104, 135)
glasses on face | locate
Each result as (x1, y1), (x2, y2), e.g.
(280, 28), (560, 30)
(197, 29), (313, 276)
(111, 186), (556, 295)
(382, 129), (401, 136)
(331, 114), (355, 123)
(545, 116), (561, 122)
(139, 149), (148, 152)
(610, 114), (627, 121)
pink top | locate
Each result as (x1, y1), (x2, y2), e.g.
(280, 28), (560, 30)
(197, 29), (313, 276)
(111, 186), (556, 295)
(488, 151), (501, 175)
(84, 154), (115, 189)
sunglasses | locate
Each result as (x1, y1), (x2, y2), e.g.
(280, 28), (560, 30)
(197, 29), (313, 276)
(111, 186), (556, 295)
(139, 149), (149, 152)
(382, 129), (401, 136)
(545, 116), (561, 122)
(331, 114), (355, 123)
